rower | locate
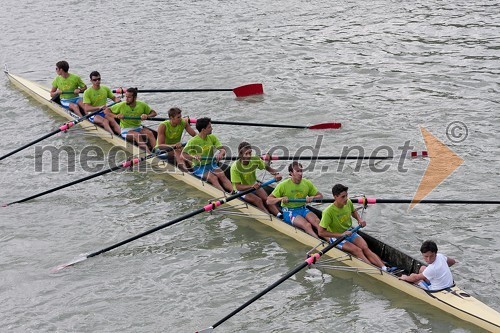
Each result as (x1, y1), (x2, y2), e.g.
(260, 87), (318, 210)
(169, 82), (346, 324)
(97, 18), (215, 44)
(155, 107), (196, 171)
(230, 142), (282, 215)
(50, 60), (87, 117)
(104, 88), (157, 152)
(266, 162), (323, 237)
(182, 117), (233, 193)
(82, 71), (121, 135)
(399, 240), (456, 290)
(317, 184), (390, 271)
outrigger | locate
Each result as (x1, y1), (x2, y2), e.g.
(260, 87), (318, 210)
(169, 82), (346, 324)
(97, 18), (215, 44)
(4, 70), (500, 332)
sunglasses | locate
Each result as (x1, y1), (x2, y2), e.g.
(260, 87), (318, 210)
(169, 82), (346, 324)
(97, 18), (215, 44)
(91, 78), (101, 82)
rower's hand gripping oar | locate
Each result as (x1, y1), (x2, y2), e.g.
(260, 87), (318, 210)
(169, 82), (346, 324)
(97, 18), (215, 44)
(108, 83), (263, 97)
(2, 148), (173, 207)
(124, 116), (342, 130)
(288, 198), (500, 205)
(51, 178), (278, 272)
(196, 224), (363, 333)
(0, 103), (115, 162)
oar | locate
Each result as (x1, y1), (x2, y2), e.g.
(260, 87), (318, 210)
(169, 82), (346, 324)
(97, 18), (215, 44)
(126, 116), (342, 130)
(197, 225), (363, 333)
(2, 149), (171, 207)
(51, 178), (277, 272)
(109, 83), (263, 97)
(0, 103), (115, 162)
(202, 154), (392, 161)
(289, 198), (500, 204)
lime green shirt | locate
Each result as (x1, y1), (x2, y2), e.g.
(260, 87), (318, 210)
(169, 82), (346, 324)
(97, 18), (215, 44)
(230, 157), (266, 189)
(109, 101), (151, 128)
(183, 134), (222, 166)
(270, 178), (319, 209)
(52, 73), (86, 99)
(83, 86), (115, 107)
(319, 199), (355, 233)
(157, 119), (187, 145)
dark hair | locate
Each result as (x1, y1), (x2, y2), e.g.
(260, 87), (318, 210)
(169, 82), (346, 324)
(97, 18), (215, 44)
(56, 61), (69, 72)
(126, 87), (138, 98)
(89, 71), (100, 79)
(168, 107), (182, 118)
(288, 161), (302, 173)
(196, 117), (211, 132)
(420, 240), (438, 253)
(238, 141), (252, 157)
(332, 184), (348, 196)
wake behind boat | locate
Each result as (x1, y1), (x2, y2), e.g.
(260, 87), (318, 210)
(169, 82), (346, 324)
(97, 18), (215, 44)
(4, 71), (500, 332)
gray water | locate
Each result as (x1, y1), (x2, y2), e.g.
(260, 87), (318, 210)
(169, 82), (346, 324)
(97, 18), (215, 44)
(0, 0), (499, 332)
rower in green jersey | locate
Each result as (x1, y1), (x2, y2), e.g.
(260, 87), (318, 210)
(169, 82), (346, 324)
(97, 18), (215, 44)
(156, 107), (197, 171)
(82, 71), (121, 135)
(104, 87), (157, 152)
(230, 142), (282, 215)
(182, 117), (233, 193)
(267, 162), (323, 237)
(50, 60), (87, 117)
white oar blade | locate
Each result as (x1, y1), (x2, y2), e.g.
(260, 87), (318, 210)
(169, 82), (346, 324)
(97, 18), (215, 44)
(196, 327), (214, 333)
(50, 255), (88, 273)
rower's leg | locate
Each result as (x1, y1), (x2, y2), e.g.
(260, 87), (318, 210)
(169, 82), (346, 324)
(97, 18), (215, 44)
(92, 115), (113, 134)
(340, 241), (370, 263)
(69, 102), (83, 117)
(291, 215), (318, 238)
(242, 192), (269, 213)
(105, 113), (121, 135)
(141, 128), (156, 150)
(255, 188), (279, 215)
(205, 172), (225, 192)
(305, 211), (321, 231)
(352, 236), (385, 268)
(126, 131), (150, 152)
(212, 168), (233, 192)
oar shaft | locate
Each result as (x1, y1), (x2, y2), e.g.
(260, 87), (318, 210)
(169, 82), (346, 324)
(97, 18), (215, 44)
(86, 179), (276, 259)
(0, 128), (62, 161)
(206, 155), (392, 161)
(209, 225), (362, 330)
(5, 150), (162, 206)
(288, 198), (500, 204)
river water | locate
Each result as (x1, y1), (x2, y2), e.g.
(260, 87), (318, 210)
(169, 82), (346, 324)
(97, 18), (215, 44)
(0, 0), (498, 332)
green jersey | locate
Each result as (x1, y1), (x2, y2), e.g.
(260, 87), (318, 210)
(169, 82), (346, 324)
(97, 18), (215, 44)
(83, 86), (115, 107)
(270, 178), (319, 209)
(157, 119), (187, 145)
(183, 134), (222, 166)
(319, 200), (355, 233)
(109, 101), (151, 128)
(52, 73), (86, 99)
(230, 157), (266, 189)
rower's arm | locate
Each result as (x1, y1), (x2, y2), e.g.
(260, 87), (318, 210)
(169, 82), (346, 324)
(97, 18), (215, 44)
(447, 257), (457, 267)
(267, 194), (285, 205)
(317, 225), (345, 239)
(184, 119), (197, 137)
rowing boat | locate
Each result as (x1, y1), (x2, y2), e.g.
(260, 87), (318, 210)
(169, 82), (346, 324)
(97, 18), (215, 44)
(5, 71), (500, 332)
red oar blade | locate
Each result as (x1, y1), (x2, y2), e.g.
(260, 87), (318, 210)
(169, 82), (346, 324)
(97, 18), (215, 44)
(308, 122), (342, 130)
(232, 83), (264, 97)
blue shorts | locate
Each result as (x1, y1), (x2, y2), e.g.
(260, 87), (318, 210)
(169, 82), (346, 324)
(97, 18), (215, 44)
(282, 206), (311, 226)
(120, 126), (143, 139)
(418, 281), (432, 289)
(192, 161), (219, 178)
(60, 97), (82, 109)
(88, 110), (106, 123)
(329, 228), (360, 249)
